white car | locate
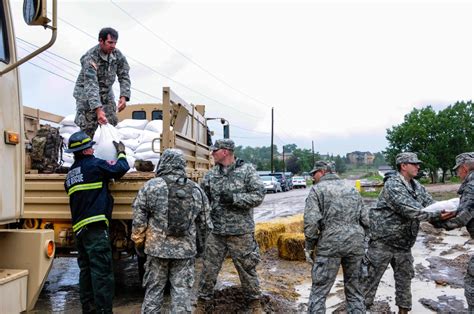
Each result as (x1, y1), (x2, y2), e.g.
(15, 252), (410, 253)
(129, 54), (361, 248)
(291, 176), (307, 188)
(261, 175), (282, 193)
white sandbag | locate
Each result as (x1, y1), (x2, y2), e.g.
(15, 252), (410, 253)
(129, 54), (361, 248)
(93, 124), (121, 161)
(118, 127), (143, 140)
(139, 130), (161, 144)
(125, 146), (134, 156)
(135, 141), (161, 154)
(116, 119), (148, 130)
(61, 132), (72, 145)
(423, 198), (460, 213)
(122, 138), (140, 151)
(62, 153), (74, 164)
(59, 125), (80, 135)
(145, 120), (163, 133)
(62, 161), (73, 168)
(134, 150), (160, 160)
(60, 114), (77, 126)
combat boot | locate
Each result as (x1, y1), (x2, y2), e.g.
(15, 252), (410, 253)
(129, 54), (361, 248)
(194, 298), (212, 314)
(249, 299), (262, 314)
(398, 307), (410, 314)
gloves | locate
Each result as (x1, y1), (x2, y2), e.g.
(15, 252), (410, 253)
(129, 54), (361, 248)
(304, 249), (314, 265)
(113, 141), (126, 155)
(135, 243), (145, 258)
(219, 191), (234, 205)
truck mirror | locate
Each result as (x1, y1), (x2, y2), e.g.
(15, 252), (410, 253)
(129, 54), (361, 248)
(23, 0), (50, 26)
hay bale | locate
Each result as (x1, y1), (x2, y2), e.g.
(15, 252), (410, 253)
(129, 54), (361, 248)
(255, 223), (286, 252)
(271, 214), (304, 233)
(277, 233), (305, 261)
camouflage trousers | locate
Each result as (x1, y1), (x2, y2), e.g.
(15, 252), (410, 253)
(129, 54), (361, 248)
(308, 255), (365, 314)
(360, 241), (414, 310)
(75, 98), (118, 139)
(142, 256), (195, 313)
(465, 254), (474, 312)
(76, 223), (114, 314)
(198, 232), (261, 301)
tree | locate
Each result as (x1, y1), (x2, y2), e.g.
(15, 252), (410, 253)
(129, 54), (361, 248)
(334, 155), (347, 173)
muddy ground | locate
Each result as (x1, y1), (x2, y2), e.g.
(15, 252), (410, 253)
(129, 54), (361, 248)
(33, 183), (471, 313)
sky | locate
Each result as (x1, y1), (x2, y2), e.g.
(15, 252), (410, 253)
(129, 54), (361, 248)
(10, 0), (473, 155)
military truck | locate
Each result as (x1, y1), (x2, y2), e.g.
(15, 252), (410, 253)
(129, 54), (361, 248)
(23, 87), (215, 259)
(0, 0), (57, 312)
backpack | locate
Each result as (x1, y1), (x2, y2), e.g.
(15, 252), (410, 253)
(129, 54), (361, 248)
(162, 176), (195, 237)
(31, 125), (62, 173)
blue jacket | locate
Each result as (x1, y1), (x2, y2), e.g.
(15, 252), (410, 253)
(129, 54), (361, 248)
(64, 153), (129, 232)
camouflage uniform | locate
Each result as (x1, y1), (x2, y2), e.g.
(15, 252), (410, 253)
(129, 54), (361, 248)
(73, 44), (131, 138)
(361, 153), (442, 310)
(131, 149), (212, 313)
(435, 153), (474, 312)
(304, 161), (369, 313)
(198, 139), (266, 303)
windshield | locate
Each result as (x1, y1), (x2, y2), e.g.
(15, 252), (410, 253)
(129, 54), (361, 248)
(260, 176), (273, 181)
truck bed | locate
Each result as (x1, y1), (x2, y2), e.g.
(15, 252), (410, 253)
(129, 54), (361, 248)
(24, 172), (156, 220)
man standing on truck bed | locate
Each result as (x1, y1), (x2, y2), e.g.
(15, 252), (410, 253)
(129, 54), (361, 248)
(74, 27), (131, 138)
(64, 131), (129, 314)
(196, 139), (266, 314)
(131, 149), (212, 313)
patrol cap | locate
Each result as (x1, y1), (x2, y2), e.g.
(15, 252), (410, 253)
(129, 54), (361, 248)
(65, 131), (95, 153)
(309, 161), (330, 175)
(452, 152), (474, 170)
(210, 138), (235, 151)
(396, 152), (422, 165)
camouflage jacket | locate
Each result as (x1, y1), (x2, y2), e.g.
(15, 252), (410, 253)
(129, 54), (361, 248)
(369, 172), (438, 250)
(304, 173), (369, 257)
(131, 149), (212, 259)
(201, 159), (265, 235)
(73, 45), (131, 111)
(437, 171), (474, 238)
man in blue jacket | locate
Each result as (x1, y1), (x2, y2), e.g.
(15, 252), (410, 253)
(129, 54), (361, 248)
(64, 131), (129, 314)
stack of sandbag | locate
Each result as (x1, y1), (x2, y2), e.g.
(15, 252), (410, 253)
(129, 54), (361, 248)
(58, 114), (80, 168)
(116, 119), (162, 170)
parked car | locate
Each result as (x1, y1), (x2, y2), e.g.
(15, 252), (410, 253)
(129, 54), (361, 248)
(260, 175), (282, 193)
(269, 172), (289, 191)
(292, 176), (307, 188)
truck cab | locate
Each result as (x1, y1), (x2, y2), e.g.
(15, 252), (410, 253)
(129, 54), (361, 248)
(0, 0), (57, 311)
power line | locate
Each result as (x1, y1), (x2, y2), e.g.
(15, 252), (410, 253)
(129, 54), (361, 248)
(110, 0), (272, 110)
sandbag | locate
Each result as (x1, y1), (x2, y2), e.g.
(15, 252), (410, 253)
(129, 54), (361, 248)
(134, 150), (159, 160)
(117, 119), (148, 130)
(118, 127), (143, 140)
(59, 125), (80, 135)
(93, 124), (121, 161)
(60, 114), (77, 126)
(139, 130), (161, 144)
(122, 138), (140, 151)
(423, 198), (460, 213)
(145, 120), (163, 133)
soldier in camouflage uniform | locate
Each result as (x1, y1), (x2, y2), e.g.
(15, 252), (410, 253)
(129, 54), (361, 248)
(304, 161), (368, 313)
(361, 152), (454, 313)
(74, 27), (131, 138)
(131, 149), (212, 313)
(196, 139), (266, 314)
(432, 153), (474, 312)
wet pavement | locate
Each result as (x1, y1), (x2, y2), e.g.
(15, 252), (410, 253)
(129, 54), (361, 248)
(33, 184), (470, 313)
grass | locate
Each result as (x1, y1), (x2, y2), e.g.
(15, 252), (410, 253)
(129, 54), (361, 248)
(431, 191), (459, 201)
(360, 189), (381, 198)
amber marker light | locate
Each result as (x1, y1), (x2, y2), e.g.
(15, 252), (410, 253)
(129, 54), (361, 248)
(45, 240), (55, 258)
(4, 131), (20, 145)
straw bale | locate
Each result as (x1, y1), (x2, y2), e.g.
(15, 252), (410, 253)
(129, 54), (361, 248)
(255, 223), (286, 252)
(277, 233), (305, 261)
(270, 214), (304, 233)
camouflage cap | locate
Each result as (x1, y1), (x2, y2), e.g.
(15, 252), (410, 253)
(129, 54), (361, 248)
(452, 152), (474, 170)
(210, 138), (235, 151)
(396, 152), (422, 165)
(309, 160), (330, 175)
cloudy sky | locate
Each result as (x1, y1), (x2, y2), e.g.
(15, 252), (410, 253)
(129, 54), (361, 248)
(11, 0), (473, 155)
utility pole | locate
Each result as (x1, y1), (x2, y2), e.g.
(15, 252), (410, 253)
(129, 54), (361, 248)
(271, 107), (274, 173)
(282, 146), (286, 172)
(312, 140), (315, 166)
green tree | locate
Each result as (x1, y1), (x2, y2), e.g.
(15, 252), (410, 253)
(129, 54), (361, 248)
(334, 155), (347, 173)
